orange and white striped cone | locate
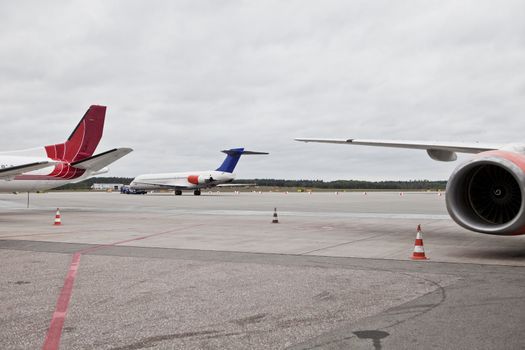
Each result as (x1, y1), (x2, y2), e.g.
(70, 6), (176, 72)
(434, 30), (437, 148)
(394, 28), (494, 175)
(54, 208), (62, 226)
(272, 207), (279, 224)
(411, 224), (428, 260)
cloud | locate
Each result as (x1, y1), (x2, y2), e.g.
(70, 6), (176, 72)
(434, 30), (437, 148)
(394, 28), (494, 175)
(1, 0), (524, 180)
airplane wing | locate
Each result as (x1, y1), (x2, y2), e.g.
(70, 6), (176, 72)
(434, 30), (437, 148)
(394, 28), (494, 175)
(294, 138), (502, 153)
(70, 148), (133, 171)
(295, 138), (503, 161)
(0, 161), (55, 180)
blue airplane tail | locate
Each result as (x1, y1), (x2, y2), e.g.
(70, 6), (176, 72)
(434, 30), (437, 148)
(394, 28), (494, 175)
(216, 148), (268, 173)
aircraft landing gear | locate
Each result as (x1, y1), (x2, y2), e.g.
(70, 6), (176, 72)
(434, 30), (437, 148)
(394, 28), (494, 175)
(194, 189), (201, 196)
(175, 190), (182, 196)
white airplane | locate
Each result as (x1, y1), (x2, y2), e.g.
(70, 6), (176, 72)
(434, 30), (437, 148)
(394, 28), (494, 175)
(295, 137), (525, 236)
(0, 105), (132, 193)
(128, 148), (268, 195)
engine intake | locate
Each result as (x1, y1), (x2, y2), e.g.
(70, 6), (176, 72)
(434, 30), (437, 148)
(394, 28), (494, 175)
(466, 164), (521, 224)
(187, 175), (214, 185)
(446, 151), (525, 235)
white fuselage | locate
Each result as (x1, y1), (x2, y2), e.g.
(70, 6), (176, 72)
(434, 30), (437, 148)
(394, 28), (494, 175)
(130, 170), (235, 191)
(0, 148), (101, 193)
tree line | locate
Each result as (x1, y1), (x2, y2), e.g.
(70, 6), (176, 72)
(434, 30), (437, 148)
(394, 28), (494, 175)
(55, 177), (447, 190)
(234, 179), (446, 190)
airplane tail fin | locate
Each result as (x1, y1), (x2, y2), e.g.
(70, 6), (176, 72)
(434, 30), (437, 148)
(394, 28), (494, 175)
(216, 148), (268, 173)
(45, 105), (106, 163)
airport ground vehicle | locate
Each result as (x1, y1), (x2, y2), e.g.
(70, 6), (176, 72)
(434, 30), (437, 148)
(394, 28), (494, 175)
(120, 186), (147, 195)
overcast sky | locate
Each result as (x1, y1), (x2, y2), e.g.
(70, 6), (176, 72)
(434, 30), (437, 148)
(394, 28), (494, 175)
(1, 0), (524, 180)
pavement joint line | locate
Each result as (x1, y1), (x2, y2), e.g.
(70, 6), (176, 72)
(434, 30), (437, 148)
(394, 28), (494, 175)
(5, 239), (523, 271)
(0, 231), (78, 239)
(40, 225), (203, 350)
(299, 233), (385, 255)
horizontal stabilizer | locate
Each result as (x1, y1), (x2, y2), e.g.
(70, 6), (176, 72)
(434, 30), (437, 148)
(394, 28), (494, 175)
(71, 148), (133, 171)
(0, 161), (54, 179)
(216, 148), (268, 173)
(221, 150), (269, 155)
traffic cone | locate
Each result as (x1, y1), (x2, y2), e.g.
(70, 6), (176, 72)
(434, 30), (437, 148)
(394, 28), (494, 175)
(410, 224), (428, 260)
(272, 207), (279, 224)
(54, 208), (62, 226)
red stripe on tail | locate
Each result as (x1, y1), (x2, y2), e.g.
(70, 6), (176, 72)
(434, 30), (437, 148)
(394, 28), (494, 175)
(43, 105), (105, 179)
(45, 105), (106, 163)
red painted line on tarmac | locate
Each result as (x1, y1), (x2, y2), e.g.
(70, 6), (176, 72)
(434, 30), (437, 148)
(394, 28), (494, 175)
(41, 225), (201, 350)
(42, 253), (81, 350)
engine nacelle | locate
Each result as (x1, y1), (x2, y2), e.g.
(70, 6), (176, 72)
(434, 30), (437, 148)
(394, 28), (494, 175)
(446, 151), (525, 235)
(187, 175), (214, 185)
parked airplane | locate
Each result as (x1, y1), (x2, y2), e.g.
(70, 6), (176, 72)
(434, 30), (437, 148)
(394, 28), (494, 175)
(128, 148), (268, 195)
(295, 137), (525, 236)
(0, 105), (132, 193)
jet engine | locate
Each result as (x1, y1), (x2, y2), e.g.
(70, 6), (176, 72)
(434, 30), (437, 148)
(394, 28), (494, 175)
(187, 175), (214, 185)
(446, 151), (525, 235)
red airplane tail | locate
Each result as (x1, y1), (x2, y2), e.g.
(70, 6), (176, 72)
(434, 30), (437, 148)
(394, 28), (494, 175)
(45, 105), (106, 163)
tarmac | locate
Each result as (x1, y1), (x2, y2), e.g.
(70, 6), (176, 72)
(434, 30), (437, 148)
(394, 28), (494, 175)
(1, 191), (524, 349)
